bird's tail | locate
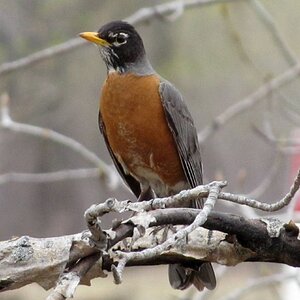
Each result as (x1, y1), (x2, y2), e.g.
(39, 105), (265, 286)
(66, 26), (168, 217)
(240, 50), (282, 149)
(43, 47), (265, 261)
(168, 262), (216, 291)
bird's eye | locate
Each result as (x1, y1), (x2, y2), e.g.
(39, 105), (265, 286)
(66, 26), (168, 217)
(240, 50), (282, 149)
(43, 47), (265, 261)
(112, 32), (128, 46)
(116, 36), (126, 44)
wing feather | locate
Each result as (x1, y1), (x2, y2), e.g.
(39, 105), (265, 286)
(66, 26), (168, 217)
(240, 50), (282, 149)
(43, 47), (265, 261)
(159, 80), (203, 208)
(160, 80), (216, 290)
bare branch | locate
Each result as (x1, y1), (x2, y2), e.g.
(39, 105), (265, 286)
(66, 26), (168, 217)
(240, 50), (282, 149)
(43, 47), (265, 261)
(0, 0), (243, 77)
(85, 169), (300, 220)
(0, 234), (83, 292)
(0, 93), (119, 188)
(198, 63), (300, 143)
(221, 0), (299, 142)
(0, 94), (101, 167)
(0, 38), (84, 77)
(1, 208), (300, 295)
(126, 0), (243, 24)
(0, 168), (100, 185)
(84, 181), (227, 222)
(47, 253), (101, 300)
(220, 168), (300, 211)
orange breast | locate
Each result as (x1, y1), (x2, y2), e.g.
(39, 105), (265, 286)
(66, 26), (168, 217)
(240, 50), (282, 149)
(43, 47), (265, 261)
(100, 72), (186, 188)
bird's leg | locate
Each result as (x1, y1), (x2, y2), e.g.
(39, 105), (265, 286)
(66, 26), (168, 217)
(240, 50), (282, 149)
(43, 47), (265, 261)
(137, 186), (155, 202)
(122, 186), (155, 249)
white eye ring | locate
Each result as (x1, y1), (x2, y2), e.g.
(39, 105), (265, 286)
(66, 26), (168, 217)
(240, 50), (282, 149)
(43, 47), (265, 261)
(110, 32), (128, 47)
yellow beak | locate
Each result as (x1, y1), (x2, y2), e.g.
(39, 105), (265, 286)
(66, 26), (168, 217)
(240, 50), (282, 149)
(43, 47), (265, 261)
(79, 32), (111, 46)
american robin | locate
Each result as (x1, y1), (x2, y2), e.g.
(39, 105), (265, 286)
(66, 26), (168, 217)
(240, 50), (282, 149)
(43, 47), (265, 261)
(80, 20), (216, 291)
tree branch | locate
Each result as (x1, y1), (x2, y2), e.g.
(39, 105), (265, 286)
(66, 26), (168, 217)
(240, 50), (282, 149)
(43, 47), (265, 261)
(198, 63), (300, 143)
(0, 172), (299, 297)
(0, 93), (119, 188)
(0, 0), (243, 77)
(0, 94), (102, 167)
(1, 209), (299, 295)
(0, 168), (100, 185)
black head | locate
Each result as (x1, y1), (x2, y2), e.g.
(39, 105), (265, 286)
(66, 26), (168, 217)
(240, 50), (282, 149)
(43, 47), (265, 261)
(80, 21), (147, 73)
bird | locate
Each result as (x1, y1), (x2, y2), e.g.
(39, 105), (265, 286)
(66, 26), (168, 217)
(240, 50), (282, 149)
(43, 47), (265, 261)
(79, 20), (216, 291)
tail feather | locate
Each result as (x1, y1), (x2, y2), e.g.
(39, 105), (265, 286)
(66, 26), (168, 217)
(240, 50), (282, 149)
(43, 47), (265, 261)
(168, 262), (216, 291)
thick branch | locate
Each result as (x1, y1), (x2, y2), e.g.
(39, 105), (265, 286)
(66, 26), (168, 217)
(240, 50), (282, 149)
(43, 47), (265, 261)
(1, 209), (299, 294)
(0, 172), (298, 296)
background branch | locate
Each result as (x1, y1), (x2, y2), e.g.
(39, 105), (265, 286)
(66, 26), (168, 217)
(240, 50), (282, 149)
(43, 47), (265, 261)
(250, 0), (298, 66)
(198, 63), (300, 143)
(0, 93), (120, 188)
(0, 168), (100, 185)
(0, 0), (242, 77)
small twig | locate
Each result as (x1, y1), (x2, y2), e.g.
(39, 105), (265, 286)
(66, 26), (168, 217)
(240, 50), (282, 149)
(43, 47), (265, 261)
(47, 253), (101, 300)
(219, 168), (300, 211)
(0, 95), (100, 166)
(0, 38), (84, 77)
(85, 206), (108, 252)
(198, 63), (300, 143)
(0, 168), (100, 184)
(86, 168), (300, 224)
(84, 181), (226, 220)
(111, 258), (127, 284)
(127, 0), (243, 24)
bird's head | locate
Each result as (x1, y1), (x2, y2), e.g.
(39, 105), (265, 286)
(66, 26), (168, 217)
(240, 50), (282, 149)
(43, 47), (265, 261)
(80, 21), (150, 74)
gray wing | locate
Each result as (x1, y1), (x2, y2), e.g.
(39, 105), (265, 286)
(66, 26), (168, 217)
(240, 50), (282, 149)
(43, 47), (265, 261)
(159, 80), (203, 208)
(98, 112), (141, 198)
(161, 81), (216, 290)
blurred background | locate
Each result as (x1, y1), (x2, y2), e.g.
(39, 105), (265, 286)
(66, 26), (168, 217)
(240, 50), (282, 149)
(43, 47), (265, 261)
(1, 0), (300, 299)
